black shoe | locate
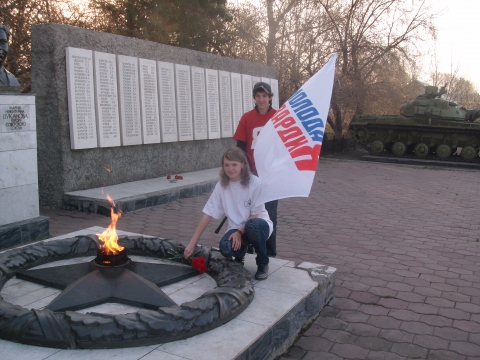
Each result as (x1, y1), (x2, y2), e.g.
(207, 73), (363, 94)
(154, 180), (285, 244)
(234, 257), (245, 266)
(255, 265), (268, 280)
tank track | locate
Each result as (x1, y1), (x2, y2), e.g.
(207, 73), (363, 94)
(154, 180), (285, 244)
(356, 124), (480, 163)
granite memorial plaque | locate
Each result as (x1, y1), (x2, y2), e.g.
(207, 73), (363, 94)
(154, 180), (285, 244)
(242, 74), (253, 113)
(93, 51), (121, 148)
(0, 104), (31, 132)
(206, 69), (221, 139)
(139, 58), (161, 144)
(174, 64), (193, 141)
(117, 55), (142, 146)
(270, 78), (279, 109)
(230, 72), (243, 131)
(157, 61), (178, 143)
(218, 70), (233, 138)
(191, 66), (207, 140)
(66, 47), (98, 149)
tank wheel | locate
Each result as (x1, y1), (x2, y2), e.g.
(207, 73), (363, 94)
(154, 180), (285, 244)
(370, 140), (385, 154)
(392, 142), (407, 156)
(353, 127), (368, 142)
(414, 143), (429, 157)
(436, 144), (451, 159)
(461, 146), (477, 161)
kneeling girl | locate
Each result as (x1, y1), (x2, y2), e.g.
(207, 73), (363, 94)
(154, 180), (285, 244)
(183, 147), (272, 280)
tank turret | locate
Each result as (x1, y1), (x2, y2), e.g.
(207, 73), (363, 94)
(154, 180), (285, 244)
(349, 85), (480, 161)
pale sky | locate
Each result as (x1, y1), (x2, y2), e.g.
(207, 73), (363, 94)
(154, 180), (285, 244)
(424, 0), (480, 90)
(70, 0), (479, 90)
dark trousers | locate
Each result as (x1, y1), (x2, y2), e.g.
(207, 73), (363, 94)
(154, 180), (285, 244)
(265, 200), (278, 257)
(219, 218), (270, 266)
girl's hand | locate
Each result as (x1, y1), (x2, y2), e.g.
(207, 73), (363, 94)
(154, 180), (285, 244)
(228, 231), (243, 251)
(184, 243), (196, 259)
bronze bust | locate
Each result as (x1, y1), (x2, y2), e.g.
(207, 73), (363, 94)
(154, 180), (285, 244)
(0, 24), (21, 93)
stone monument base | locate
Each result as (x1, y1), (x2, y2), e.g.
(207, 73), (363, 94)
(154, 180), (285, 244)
(0, 216), (49, 250)
(0, 227), (336, 359)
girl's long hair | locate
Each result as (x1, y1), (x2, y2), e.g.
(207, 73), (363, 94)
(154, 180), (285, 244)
(220, 147), (251, 187)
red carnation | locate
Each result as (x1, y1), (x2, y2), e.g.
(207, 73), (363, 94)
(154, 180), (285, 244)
(167, 174), (171, 179)
(191, 257), (206, 273)
(175, 174), (183, 180)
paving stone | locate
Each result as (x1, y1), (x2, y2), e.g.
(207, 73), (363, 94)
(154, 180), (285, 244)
(385, 282), (413, 292)
(378, 329), (414, 343)
(286, 346), (307, 359)
(345, 323), (381, 337)
(402, 277), (431, 287)
(349, 291), (380, 304)
(419, 274), (446, 283)
(419, 314), (453, 327)
(410, 288), (442, 300)
(358, 304), (390, 315)
(427, 350), (467, 360)
(457, 286), (480, 297)
(452, 320), (480, 333)
(303, 324), (325, 337)
(456, 302), (480, 313)
(332, 298), (361, 311)
(319, 306), (340, 318)
(354, 336), (393, 352)
(390, 342), (428, 358)
(358, 277), (387, 287)
(337, 310), (370, 323)
(314, 316), (348, 330)
(399, 321), (434, 335)
(302, 351), (342, 360)
(441, 291), (471, 303)
(469, 332), (480, 346)
(434, 326), (469, 341)
(322, 329), (357, 344)
(367, 316), (401, 329)
(295, 336), (333, 352)
(449, 341), (480, 357)
(412, 334), (449, 349)
(368, 287), (397, 298)
(407, 303), (439, 315)
(342, 280), (372, 292)
(388, 309), (421, 321)
(332, 285), (351, 298)
(394, 291), (425, 303)
(330, 343), (369, 359)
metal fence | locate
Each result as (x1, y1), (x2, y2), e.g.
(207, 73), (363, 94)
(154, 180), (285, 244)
(320, 136), (356, 155)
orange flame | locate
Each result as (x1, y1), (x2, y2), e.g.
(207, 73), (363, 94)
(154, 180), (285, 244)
(96, 195), (124, 254)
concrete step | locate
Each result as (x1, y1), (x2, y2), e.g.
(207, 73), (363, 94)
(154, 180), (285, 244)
(63, 168), (221, 216)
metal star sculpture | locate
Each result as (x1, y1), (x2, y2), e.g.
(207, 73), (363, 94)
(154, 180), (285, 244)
(16, 258), (199, 312)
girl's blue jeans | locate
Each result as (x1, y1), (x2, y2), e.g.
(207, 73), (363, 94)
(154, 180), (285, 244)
(219, 218), (270, 266)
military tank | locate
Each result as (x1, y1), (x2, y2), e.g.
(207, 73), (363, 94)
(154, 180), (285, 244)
(349, 85), (480, 161)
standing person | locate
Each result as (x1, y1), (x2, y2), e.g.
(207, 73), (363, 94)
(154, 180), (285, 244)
(184, 147), (272, 280)
(233, 82), (278, 257)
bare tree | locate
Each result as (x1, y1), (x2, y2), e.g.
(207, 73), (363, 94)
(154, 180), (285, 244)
(316, 0), (435, 136)
(0, 0), (89, 91)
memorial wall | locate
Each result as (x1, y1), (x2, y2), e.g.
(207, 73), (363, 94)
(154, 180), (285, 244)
(64, 49), (280, 149)
(31, 24), (277, 207)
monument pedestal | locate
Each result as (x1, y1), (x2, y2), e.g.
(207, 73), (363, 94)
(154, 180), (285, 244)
(0, 94), (49, 249)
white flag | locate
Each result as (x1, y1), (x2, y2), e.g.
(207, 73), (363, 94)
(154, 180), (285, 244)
(254, 54), (337, 204)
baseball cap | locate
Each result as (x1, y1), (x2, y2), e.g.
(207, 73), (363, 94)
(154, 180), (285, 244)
(253, 82), (273, 96)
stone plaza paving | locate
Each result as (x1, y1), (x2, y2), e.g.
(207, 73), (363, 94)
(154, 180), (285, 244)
(40, 155), (480, 359)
